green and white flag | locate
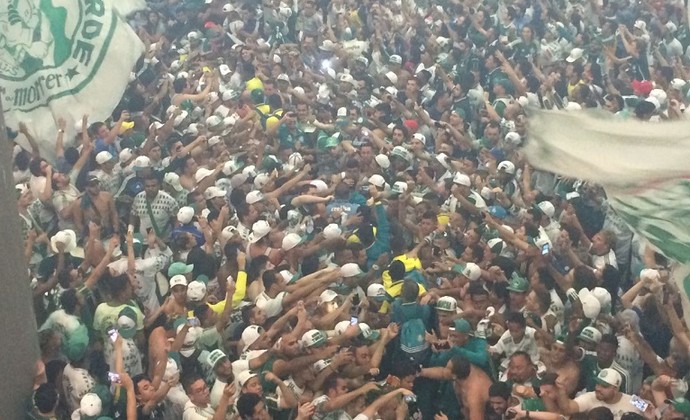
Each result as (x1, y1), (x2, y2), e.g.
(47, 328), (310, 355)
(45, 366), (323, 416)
(525, 110), (690, 325)
(0, 0), (144, 155)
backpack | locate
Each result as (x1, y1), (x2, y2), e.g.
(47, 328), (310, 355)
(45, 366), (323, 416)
(399, 315), (429, 365)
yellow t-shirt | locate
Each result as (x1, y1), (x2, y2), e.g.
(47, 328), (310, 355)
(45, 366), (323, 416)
(380, 254), (427, 313)
(188, 271), (248, 317)
(246, 77), (264, 92)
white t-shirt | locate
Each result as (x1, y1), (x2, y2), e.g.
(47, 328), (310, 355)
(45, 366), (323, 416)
(108, 247), (172, 314)
(549, 289), (565, 323)
(40, 309), (82, 338)
(490, 327), (540, 366)
(104, 338), (143, 377)
(183, 400), (216, 420)
(255, 291), (286, 318)
(591, 248), (618, 270)
(616, 335), (644, 394)
(62, 364), (96, 413)
(573, 392), (643, 419)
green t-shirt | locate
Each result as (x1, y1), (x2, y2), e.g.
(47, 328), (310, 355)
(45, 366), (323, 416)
(581, 353), (628, 393)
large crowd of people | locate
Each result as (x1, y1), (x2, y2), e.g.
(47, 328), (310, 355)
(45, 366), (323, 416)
(15, 0), (690, 418)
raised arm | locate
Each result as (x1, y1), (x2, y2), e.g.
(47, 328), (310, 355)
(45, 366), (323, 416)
(19, 122), (41, 158)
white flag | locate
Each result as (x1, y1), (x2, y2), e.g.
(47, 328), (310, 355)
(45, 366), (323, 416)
(525, 110), (690, 325)
(0, 0), (145, 156)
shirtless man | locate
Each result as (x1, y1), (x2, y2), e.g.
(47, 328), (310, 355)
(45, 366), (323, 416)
(73, 175), (119, 239)
(543, 340), (580, 396)
(420, 355), (491, 420)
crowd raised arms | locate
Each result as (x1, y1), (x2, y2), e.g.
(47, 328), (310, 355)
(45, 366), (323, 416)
(17, 0), (690, 419)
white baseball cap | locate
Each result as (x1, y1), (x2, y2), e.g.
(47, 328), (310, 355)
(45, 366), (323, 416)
(219, 64), (231, 76)
(537, 201), (556, 218)
(497, 161), (516, 175)
(670, 78), (687, 91)
(578, 326), (602, 344)
(301, 329), (328, 348)
(488, 238), (506, 254)
(596, 368), (622, 388)
(340, 263), (363, 278)
(208, 136), (222, 147)
(334, 320), (351, 335)
(222, 160), (242, 176)
(282, 233), (304, 251)
(195, 167), (214, 183)
(412, 133), (426, 145)
(310, 180), (328, 192)
(237, 370), (258, 387)
(461, 263), (482, 281)
(169, 274), (188, 288)
(119, 148), (134, 163)
(318, 290), (339, 305)
(95, 151), (114, 165)
(254, 173), (271, 190)
(369, 174), (386, 188)
(248, 220), (271, 243)
(385, 71), (398, 85)
(187, 281), (206, 302)
(366, 283), (386, 300)
(246, 190), (264, 205)
(591, 287), (612, 311)
(453, 172), (471, 187)
(436, 296), (459, 312)
(163, 172), (183, 192)
(177, 206), (195, 224)
(391, 181), (408, 195)
(204, 186), (226, 200)
(566, 47), (584, 63)
(578, 288), (602, 320)
(339, 73), (354, 85)
(242, 165), (257, 178)
(323, 224), (342, 239)
(639, 268), (660, 282)
(288, 152), (303, 168)
(375, 154), (391, 169)
(504, 131), (521, 146)
(79, 393), (102, 417)
(133, 156), (151, 170)
(241, 325), (264, 351)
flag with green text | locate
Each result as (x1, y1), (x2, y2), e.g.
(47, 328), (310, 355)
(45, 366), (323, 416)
(0, 0), (144, 155)
(525, 110), (690, 326)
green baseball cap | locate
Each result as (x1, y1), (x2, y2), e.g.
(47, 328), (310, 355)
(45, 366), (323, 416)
(262, 155), (283, 172)
(195, 274), (210, 285)
(317, 132), (340, 150)
(207, 349), (228, 369)
(359, 323), (381, 342)
(436, 296), (458, 312)
(117, 306), (138, 340)
(449, 319), (471, 334)
(666, 397), (690, 416)
(301, 329), (328, 348)
(168, 262), (194, 277)
(64, 324), (89, 362)
(506, 275), (529, 293)
(250, 88), (265, 104)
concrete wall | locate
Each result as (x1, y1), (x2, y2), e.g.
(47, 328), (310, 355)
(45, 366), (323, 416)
(0, 101), (40, 417)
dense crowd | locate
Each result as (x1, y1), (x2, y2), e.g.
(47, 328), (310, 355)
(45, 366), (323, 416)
(15, 0), (690, 418)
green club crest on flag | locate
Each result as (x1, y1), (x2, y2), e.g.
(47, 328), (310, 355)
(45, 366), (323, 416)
(0, 0), (121, 112)
(0, 0), (145, 161)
